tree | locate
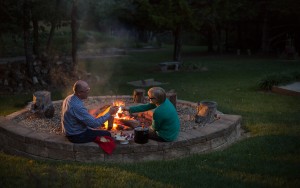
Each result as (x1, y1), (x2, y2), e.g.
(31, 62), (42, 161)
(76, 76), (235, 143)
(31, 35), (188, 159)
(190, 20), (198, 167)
(119, 0), (195, 62)
(150, 0), (195, 61)
(31, 0), (51, 57)
(71, 0), (79, 69)
(0, 0), (23, 39)
(23, 0), (34, 78)
(85, 0), (131, 32)
(46, 0), (62, 53)
(257, 0), (300, 54)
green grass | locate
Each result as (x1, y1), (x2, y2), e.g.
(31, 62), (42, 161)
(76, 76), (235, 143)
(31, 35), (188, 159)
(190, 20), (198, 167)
(1, 46), (300, 187)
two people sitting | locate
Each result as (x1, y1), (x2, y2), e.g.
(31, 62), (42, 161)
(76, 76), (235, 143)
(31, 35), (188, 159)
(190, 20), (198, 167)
(61, 80), (180, 143)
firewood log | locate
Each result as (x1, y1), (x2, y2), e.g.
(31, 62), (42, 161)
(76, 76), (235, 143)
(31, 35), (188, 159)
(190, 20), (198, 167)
(88, 105), (114, 130)
(114, 119), (140, 129)
(88, 105), (110, 117)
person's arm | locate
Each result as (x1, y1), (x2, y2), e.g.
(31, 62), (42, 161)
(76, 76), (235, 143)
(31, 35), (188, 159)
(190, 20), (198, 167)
(73, 105), (117, 129)
(127, 103), (156, 113)
(151, 110), (162, 131)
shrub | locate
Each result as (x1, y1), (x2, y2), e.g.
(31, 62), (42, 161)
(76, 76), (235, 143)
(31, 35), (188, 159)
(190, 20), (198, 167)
(258, 71), (300, 90)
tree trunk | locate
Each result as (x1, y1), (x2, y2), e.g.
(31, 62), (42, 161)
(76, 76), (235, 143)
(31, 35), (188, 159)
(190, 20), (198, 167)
(71, 0), (78, 70)
(173, 24), (182, 62)
(138, 29), (148, 43)
(225, 26), (229, 52)
(32, 17), (40, 57)
(47, 22), (55, 53)
(23, 0), (34, 78)
(261, 16), (269, 54)
(47, 0), (61, 53)
(236, 21), (242, 53)
(207, 25), (214, 53)
(215, 23), (222, 54)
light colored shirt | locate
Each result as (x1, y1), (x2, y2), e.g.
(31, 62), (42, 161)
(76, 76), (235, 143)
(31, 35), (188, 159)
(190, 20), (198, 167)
(61, 94), (111, 136)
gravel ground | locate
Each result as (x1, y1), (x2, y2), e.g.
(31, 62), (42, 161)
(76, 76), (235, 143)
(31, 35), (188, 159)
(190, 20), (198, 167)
(12, 97), (199, 135)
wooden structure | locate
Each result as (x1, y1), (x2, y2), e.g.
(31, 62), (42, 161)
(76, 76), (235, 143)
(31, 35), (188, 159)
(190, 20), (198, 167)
(195, 101), (217, 126)
(166, 91), (177, 109)
(30, 91), (54, 118)
(133, 89), (145, 103)
(159, 62), (181, 71)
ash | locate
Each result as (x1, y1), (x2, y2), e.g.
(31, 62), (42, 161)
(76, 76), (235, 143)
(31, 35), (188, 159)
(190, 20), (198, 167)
(12, 97), (198, 135)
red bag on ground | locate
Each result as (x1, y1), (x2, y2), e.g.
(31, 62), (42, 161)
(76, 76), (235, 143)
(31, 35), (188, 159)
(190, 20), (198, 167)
(94, 136), (116, 154)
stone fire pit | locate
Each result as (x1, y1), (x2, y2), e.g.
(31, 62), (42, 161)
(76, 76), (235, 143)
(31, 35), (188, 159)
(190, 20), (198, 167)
(0, 95), (242, 163)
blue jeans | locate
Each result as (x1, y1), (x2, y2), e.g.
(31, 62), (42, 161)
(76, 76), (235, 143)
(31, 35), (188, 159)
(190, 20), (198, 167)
(66, 128), (111, 143)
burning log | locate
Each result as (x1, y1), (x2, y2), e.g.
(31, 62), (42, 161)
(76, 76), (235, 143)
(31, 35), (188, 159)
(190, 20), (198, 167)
(95, 105), (114, 129)
(114, 119), (140, 129)
(114, 124), (132, 131)
(195, 101), (217, 126)
(133, 89), (145, 103)
(92, 104), (139, 130)
(90, 104), (111, 117)
(107, 116), (114, 130)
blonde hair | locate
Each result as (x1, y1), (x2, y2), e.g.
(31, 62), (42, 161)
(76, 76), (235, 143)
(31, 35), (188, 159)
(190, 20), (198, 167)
(148, 87), (166, 104)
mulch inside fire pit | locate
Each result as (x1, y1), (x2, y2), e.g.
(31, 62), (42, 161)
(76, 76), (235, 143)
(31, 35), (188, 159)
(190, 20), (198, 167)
(12, 97), (199, 135)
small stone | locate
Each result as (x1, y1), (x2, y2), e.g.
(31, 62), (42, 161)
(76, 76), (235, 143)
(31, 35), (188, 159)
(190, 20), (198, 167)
(44, 105), (55, 118)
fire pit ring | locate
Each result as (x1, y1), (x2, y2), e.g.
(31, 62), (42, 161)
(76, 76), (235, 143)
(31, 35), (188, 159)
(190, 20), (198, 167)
(0, 95), (242, 163)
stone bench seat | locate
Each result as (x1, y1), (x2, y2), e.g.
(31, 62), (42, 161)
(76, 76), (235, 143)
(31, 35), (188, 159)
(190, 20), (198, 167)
(159, 61), (181, 71)
(0, 113), (241, 163)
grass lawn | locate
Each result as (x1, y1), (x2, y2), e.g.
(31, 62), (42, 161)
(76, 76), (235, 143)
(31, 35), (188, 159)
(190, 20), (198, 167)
(1, 46), (300, 187)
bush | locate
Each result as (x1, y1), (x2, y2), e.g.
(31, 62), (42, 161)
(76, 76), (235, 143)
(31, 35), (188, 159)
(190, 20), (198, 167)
(258, 71), (300, 90)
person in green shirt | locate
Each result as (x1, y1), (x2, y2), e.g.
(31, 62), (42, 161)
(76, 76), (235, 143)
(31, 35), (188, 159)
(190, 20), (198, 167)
(122, 87), (180, 142)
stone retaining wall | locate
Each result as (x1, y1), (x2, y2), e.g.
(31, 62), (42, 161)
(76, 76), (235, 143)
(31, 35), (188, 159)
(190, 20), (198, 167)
(0, 98), (242, 163)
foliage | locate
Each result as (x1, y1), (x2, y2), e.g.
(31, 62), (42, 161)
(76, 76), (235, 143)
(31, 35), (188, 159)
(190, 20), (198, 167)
(258, 71), (300, 91)
(1, 0), (299, 60)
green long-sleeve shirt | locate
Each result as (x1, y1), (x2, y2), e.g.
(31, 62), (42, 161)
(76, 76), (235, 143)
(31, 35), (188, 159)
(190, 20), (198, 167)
(129, 99), (180, 141)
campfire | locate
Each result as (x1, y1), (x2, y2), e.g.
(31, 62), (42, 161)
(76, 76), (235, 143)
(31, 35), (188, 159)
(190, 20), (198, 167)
(88, 99), (153, 144)
(91, 100), (151, 133)
(14, 91), (220, 142)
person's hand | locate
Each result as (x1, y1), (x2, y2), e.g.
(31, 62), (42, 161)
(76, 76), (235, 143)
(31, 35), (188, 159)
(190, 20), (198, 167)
(120, 106), (129, 111)
(108, 106), (119, 115)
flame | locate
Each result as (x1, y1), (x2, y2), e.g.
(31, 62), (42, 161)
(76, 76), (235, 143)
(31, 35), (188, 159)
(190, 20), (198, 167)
(105, 100), (125, 130)
(114, 106), (122, 119)
(104, 121), (108, 129)
(103, 100), (135, 130)
(104, 121), (118, 130)
(113, 100), (125, 107)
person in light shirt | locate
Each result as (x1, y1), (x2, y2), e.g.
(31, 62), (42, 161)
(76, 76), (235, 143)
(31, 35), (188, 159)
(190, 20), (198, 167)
(122, 87), (180, 142)
(61, 80), (119, 143)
